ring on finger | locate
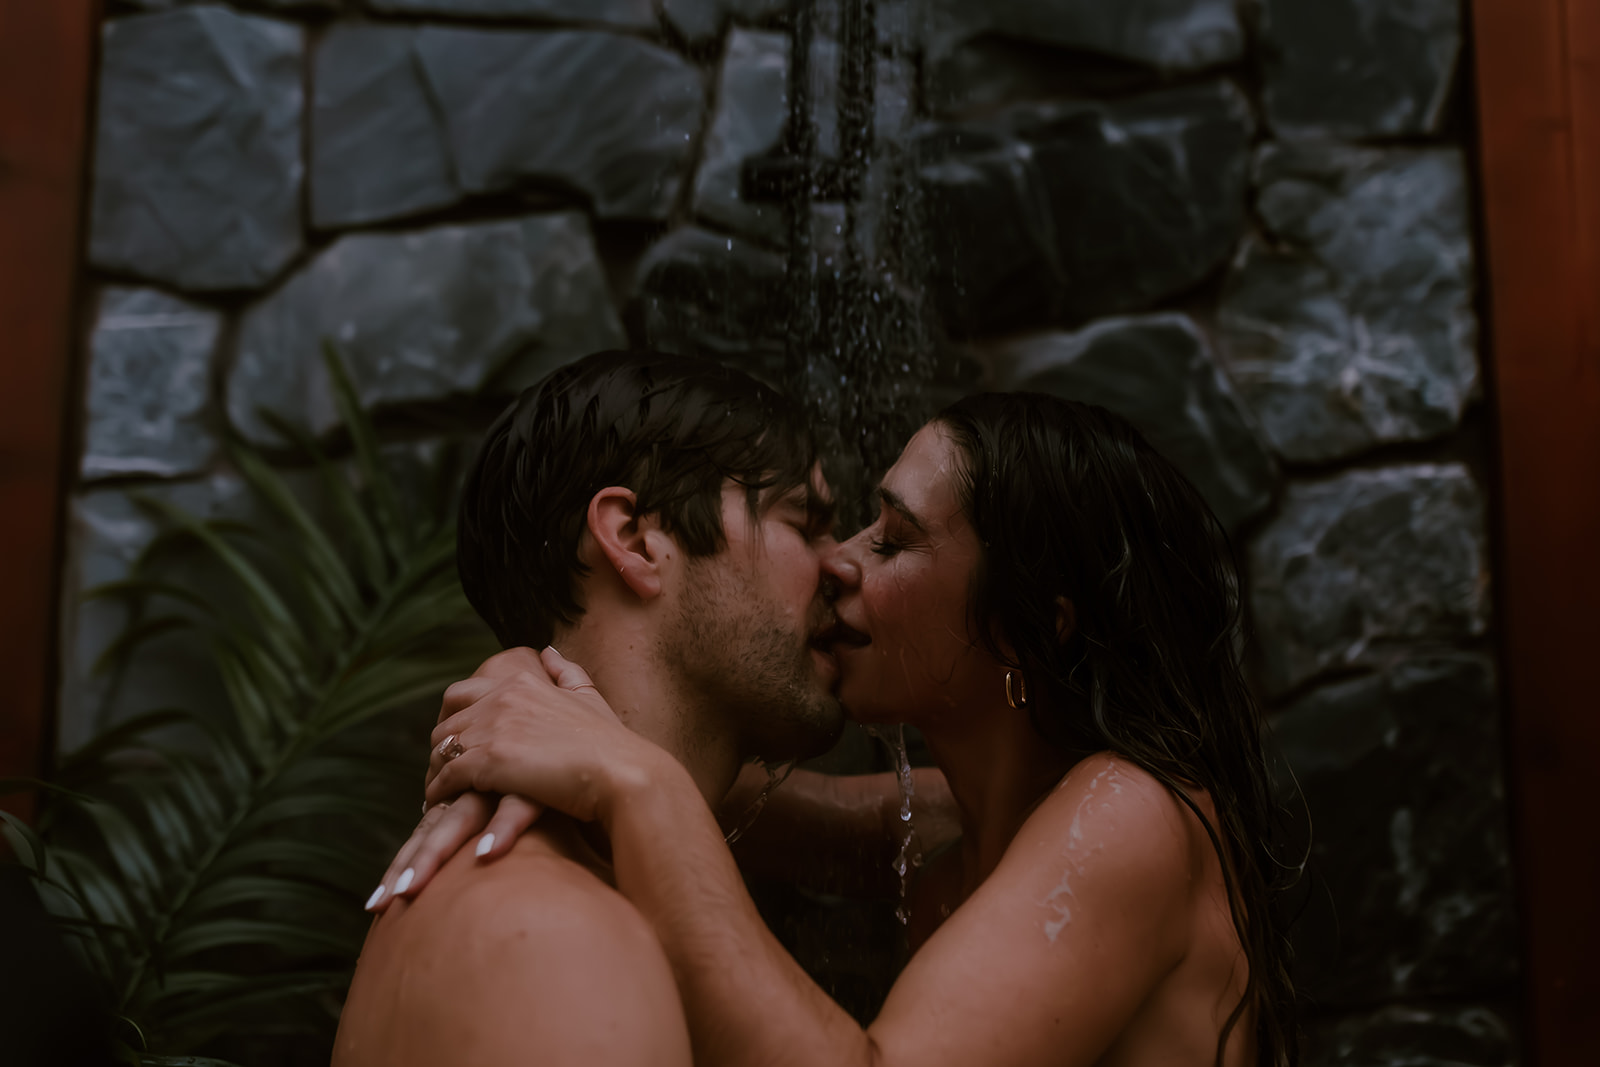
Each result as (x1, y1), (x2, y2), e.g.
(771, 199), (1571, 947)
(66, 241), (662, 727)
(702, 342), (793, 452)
(421, 798), (452, 815)
(571, 684), (599, 694)
(436, 734), (466, 760)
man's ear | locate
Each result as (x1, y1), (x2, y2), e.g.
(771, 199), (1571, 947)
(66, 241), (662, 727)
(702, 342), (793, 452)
(1054, 595), (1076, 644)
(588, 487), (668, 600)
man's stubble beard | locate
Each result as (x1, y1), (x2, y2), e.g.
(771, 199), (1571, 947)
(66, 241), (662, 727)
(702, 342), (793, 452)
(663, 555), (844, 764)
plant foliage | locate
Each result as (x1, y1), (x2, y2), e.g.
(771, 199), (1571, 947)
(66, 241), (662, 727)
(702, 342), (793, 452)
(2, 352), (496, 1064)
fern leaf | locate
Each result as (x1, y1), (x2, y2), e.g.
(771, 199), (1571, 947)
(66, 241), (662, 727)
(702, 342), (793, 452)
(255, 408), (390, 593)
(322, 342), (408, 562)
(30, 369), (496, 1060)
(228, 444), (364, 626)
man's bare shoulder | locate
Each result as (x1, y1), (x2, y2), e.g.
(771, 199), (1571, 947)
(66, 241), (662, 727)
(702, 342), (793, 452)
(335, 827), (691, 1067)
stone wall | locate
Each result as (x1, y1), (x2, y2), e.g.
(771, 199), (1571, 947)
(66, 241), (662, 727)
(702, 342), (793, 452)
(63, 0), (1517, 1061)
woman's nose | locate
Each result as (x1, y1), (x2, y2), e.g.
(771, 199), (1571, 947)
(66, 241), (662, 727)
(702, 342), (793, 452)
(821, 539), (862, 594)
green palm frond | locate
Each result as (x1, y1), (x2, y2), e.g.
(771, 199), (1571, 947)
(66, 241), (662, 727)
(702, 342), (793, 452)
(3, 349), (496, 1064)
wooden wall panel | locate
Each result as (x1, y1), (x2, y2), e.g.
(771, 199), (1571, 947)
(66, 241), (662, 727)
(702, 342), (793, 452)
(0, 0), (99, 821)
(1471, 0), (1600, 1062)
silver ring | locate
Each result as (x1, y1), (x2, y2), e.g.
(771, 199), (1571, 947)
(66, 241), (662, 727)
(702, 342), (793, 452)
(421, 799), (451, 816)
(436, 734), (466, 760)
(571, 684), (599, 694)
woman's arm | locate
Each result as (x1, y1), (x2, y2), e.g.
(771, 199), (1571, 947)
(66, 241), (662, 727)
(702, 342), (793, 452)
(600, 753), (1198, 1067)
(724, 765), (958, 897)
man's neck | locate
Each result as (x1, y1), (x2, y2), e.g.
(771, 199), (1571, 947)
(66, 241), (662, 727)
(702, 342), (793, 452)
(551, 622), (743, 806)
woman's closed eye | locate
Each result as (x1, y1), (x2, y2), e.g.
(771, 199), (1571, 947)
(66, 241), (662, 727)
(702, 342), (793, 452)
(869, 537), (903, 558)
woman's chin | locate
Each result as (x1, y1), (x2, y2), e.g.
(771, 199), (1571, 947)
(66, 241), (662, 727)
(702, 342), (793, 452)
(842, 702), (897, 726)
(835, 661), (939, 729)
(838, 684), (921, 729)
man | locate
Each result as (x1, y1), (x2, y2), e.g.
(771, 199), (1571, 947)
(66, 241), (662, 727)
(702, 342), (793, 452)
(333, 350), (844, 1067)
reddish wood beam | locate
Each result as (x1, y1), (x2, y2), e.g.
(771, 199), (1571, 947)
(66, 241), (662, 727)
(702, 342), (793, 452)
(1471, 0), (1600, 1062)
(0, 0), (99, 822)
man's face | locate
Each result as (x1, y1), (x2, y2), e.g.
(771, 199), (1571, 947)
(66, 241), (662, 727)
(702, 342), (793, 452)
(661, 468), (844, 763)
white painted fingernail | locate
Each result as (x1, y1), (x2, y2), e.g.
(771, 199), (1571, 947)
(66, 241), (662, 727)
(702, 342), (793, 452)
(364, 885), (385, 911)
(394, 868), (414, 894)
(475, 833), (496, 858)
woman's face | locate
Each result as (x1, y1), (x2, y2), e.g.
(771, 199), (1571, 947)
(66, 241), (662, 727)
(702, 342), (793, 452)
(823, 424), (1004, 727)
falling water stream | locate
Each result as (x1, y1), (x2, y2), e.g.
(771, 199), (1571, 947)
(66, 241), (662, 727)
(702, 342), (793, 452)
(734, 0), (933, 942)
(865, 724), (917, 924)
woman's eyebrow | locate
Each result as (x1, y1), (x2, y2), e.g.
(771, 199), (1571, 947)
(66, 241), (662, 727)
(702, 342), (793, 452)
(878, 487), (927, 534)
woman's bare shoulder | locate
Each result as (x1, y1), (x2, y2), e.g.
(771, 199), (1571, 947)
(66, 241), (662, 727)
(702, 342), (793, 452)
(1018, 753), (1206, 888)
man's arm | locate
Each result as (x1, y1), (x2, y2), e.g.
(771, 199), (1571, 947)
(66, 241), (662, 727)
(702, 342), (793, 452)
(724, 766), (960, 897)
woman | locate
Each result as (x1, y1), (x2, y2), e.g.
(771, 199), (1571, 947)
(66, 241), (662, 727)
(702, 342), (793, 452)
(393, 393), (1295, 1067)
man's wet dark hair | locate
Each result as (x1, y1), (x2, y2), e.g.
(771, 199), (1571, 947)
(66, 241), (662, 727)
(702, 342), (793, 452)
(458, 349), (818, 649)
(936, 393), (1297, 1067)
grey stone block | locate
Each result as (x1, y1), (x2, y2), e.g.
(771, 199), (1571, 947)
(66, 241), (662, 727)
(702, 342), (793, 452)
(1249, 465), (1490, 696)
(415, 27), (706, 219)
(310, 24), (461, 229)
(635, 225), (790, 386)
(1260, 0), (1460, 139)
(662, 0), (724, 42)
(125, 0), (340, 11)
(1302, 1004), (1516, 1067)
(693, 30), (914, 245)
(663, 0), (788, 42)
(89, 7), (305, 293)
(82, 288), (222, 482)
(920, 0), (1244, 76)
(1274, 655), (1518, 1003)
(987, 315), (1276, 530)
(692, 31), (795, 243)
(923, 36), (1154, 118)
(917, 80), (1253, 335)
(228, 213), (625, 444)
(1219, 145), (1478, 464)
(369, 0), (657, 27)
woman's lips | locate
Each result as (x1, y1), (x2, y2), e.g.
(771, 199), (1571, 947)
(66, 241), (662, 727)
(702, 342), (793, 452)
(822, 620), (871, 653)
(809, 618), (869, 658)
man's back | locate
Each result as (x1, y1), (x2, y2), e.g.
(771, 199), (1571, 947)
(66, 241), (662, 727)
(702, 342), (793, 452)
(334, 820), (691, 1067)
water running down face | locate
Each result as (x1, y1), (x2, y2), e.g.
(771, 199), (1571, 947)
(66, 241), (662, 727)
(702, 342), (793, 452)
(821, 423), (1009, 728)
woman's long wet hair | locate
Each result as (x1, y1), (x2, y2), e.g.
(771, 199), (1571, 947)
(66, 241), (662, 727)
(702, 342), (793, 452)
(937, 393), (1296, 1067)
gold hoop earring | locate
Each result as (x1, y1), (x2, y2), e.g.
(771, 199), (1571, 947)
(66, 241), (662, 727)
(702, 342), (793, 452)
(1004, 669), (1028, 710)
